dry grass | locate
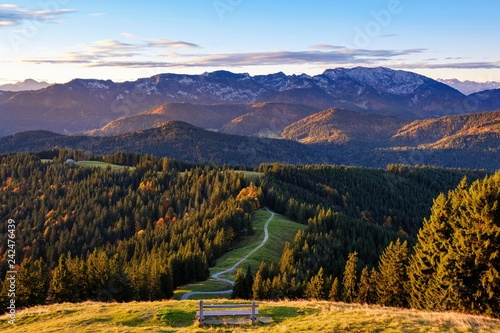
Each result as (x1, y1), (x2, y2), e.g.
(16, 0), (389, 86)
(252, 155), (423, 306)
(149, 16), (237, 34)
(1, 300), (499, 333)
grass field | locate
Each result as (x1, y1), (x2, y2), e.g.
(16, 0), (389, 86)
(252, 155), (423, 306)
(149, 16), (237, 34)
(74, 160), (130, 171)
(237, 170), (264, 183)
(41, 159), (130, 171)
(2, 300), (499, 333)
(173, 209), (306, 300)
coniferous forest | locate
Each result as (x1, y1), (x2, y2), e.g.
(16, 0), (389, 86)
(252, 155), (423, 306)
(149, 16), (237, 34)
(0, 150), (498, 319)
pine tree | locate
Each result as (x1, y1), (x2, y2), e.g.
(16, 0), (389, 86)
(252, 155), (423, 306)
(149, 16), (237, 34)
(367, 267), (379, 304)
(232, 268), (247, 299)
(279, 242), (294, 274)
(305, 267), (327, 300)
(407, 173), (500, 317)
(407, 193), (452, 310)
(376, 239), (409, 307)
(17, 258), (50, 307)
(244, 266), (254, 299)
(252, 262), (267, 300)
(329, 277), (340, 301)
(342, 251), (358, 303)
(52, 254), (79, 303)
(356, 266), (371, 304)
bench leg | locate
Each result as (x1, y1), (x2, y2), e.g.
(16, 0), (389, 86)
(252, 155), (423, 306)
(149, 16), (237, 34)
(199, 300), (204, 324)
(251, 301), (256, 325)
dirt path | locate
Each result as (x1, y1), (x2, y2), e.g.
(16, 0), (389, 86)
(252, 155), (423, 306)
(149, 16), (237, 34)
(181, 207), (275, 300)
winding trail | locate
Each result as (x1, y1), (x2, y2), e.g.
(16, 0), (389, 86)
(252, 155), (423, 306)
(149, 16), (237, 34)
(181, 207), (275, 300)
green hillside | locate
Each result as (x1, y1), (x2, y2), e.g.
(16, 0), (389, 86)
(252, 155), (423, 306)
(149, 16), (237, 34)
(174, 209), (306, 300)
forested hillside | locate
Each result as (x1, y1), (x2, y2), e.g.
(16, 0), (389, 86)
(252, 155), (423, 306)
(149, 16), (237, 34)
(0, 151), (261, 307)
(245, 164), (498, 318)
(0, 151), (497, 318)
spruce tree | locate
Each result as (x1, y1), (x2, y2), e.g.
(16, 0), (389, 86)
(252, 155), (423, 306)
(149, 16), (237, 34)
(376, 239), (409, 307)
(244, 266), (254, 299)
(279, 242), (294, 274)
(342, 252), (358, 303)
(52, 254), (79, 303)
(407, 173), (500, 317)
(305, 267), (326, 300)
(407, 193), (452, 310)
(232, 268), (247, 299)
(356, 266), (371, 304)
(329, 277), (340, 301)
(252, 262), (267, 300)
(17, 258), (50, 307)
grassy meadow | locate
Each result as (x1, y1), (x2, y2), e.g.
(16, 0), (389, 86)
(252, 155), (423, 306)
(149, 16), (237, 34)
(1, 300), (499, 332)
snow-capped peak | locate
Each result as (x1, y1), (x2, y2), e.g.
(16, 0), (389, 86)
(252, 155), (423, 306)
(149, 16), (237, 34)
(321, 67), (425, 95)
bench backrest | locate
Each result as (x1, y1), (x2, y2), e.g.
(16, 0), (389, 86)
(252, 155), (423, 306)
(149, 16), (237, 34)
(198, 300), (259, 324)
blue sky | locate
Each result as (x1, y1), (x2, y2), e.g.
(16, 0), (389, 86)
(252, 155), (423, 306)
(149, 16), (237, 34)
(0, 0), (499, 84)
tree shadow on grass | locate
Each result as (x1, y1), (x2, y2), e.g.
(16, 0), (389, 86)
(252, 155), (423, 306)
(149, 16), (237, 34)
(262, 306), (319, 324)
(156, 308), (197, 327)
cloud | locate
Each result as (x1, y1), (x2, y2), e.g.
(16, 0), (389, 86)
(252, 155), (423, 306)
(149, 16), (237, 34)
(0, 4), (74, 27)
(77, 40), (144, 59)
(147, 38), (201, 49)
(393, 61), (500, 70)
(88, 12), (106, 17)
(22, 44), (428, 69)
(176, 48), (425, 67)
(309, 44), (346, 50)
(121, 32), (135, 38)
(381, 34), (398, 38)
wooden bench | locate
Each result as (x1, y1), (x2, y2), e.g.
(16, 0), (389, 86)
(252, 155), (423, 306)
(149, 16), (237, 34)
(196, 300), (259, 325)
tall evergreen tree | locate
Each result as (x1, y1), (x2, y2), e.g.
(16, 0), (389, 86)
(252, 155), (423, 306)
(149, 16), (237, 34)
(329, 277), (340, 301)
(52, 254), (79, 303)
(17, 258), (51, 307)
(356, 266), (372, 304)
(244, 266), (254, 299)
(342, 252), (358, 303)
(376, 239), (409, 307)
(407, 173), (500, 317)
(232, 268), (247, 299)
(305, 267), (327, 300)
(407, 193), (453, 310)
(252, 262), (268, 300)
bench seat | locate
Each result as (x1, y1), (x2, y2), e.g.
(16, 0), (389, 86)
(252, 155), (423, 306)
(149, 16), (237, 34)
(196, 309), (259, 317)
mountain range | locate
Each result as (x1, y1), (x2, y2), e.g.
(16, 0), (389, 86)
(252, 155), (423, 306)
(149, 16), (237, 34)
(1, 67), (500, 137)
(0, 67), (499, 170)
(0, 79), (51, 92)
(437, 78), (500, 95)
(0, 109), (498, 170)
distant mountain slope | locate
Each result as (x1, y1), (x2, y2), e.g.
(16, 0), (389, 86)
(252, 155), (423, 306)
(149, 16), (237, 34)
(0, 79), (51, 92)
(281, 108), (408, 144)
(86, 102), (252, 136)
(437, 78), (500, 95)
(0, 121), (322, 166)
(221, 102), (320, 136)
(391, 110), (500, 149)
(467, 89), (500, 112)
(87, 102), (317, 137)
(3, 67), (500, 136)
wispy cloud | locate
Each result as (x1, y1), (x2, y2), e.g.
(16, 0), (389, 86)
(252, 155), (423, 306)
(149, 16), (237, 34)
(173, 48), (426, 68)
(121, 32), (135, 38)
(393, 61), (500, 70)
(77, 39), (143, 59)
(88, 12), (106, 17)
(147, 38), (201, 49)
(0, 4), (74, 27)
(309, 44), (346, 51)
(24, 44), (426, 70)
